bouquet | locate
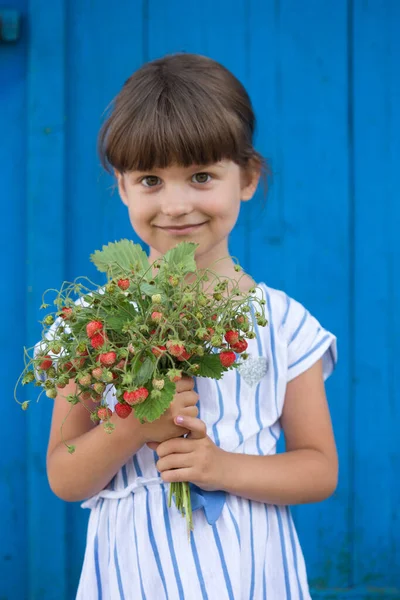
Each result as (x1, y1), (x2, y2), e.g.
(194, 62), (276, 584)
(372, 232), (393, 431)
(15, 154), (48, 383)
(16, 240), (267, 533)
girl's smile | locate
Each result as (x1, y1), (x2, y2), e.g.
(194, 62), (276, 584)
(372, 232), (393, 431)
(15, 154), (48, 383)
(155, 221), (208, 236)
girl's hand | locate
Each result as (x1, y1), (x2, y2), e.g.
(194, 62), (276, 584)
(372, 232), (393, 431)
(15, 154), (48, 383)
(140, 377), (199, 444)
(147, 416), (227, 491)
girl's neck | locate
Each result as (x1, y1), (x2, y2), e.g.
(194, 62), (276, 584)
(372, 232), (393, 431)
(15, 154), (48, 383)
(148, 238), (256, 294)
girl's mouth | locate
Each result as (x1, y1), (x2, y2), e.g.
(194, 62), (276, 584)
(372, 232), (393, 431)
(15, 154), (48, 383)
(158, 222), (207, 235)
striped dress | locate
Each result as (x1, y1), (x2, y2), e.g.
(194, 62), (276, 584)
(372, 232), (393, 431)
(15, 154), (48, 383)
(76, 283), (337, 600)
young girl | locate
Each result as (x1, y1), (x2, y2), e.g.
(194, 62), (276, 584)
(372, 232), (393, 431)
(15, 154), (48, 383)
(46, 53), (338, 599)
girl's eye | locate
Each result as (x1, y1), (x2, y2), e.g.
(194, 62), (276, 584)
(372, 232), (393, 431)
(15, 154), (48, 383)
(141, 176), (161, 188)
(192, 172), (211, 184)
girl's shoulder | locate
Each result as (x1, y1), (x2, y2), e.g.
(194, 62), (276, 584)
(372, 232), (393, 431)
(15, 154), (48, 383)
(256, 283), (337, 382)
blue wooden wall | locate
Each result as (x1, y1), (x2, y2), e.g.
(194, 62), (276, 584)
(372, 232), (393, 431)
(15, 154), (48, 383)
(1, 1), (399, 598)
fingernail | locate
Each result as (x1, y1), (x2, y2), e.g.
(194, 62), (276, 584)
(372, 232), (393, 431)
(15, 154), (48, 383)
(176, 416), (184, 424)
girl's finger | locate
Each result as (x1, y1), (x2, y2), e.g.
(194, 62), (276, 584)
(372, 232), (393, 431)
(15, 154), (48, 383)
(161, 468), (193, 484)
(157, 452), (194, 473)
(156, 437), (195, 458)
(175, 415), (207, 439)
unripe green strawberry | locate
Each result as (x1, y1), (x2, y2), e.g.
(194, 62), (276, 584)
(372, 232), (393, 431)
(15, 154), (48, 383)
(47, 367), (57, 379)
(44, 315), (55, 326)
(234, 264), (242, 272)
(115, 403), (132, 419)
(151, 389), (161, 400)
(101, 369), (114, 383)
(213, 292), (222, 301)
(22, 371), (35, 385)
(236, 315), (246, 324)
(46, 388), (57, 399)
(152, 378), (165, 390)
(169, 275), (179, 287)
(44, 379), (55, 390)
(257, 318), (268, 327)
(211, 335), (222, 347)
(50, 342), (62, 355)
(198, 295), (208, 307)
(195, 346), (205, 356)
(93, 382), (105, 395)
(167, 369), (182, 382)
(196, 327), (208, 340)
(189, 364), (200, 374)
(241, 352), (249, 360)
(151, 294), (162, 304)
(97, 406), (112, 420)
(117, 278), (130, 291)
(219, 350), (236, 367)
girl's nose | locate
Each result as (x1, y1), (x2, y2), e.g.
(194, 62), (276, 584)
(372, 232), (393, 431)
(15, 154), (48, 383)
(160, 188), (192, 217)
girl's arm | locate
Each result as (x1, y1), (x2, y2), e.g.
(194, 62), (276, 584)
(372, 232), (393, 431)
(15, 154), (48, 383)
(47, 377), (199, 502)
(219, 358), (338, 504)
(153, 359), (338, 505)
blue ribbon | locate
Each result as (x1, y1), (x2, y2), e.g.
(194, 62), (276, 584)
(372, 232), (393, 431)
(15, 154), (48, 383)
(189, 484), (226, 525)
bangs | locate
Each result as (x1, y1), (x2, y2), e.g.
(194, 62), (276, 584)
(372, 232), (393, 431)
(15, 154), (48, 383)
(99, 78), (253, 173)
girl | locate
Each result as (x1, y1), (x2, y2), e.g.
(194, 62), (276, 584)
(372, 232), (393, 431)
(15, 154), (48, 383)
(46, 53), (338, 599)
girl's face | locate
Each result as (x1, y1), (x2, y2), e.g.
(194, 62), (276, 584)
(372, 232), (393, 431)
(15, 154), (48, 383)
(116, 160), (259, 268)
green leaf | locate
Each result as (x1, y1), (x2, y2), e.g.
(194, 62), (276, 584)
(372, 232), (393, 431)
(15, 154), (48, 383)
(90, 239), (150, 280)
(135, 357), (155, 386)
(194, 353), (226, 379)
(161, 242), (198, 275)
(140, 283), (163, 297)
(133, 379), (175, 422)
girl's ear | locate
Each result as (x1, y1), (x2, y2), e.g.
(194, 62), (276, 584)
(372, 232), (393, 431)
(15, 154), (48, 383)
(115, 170), (129, 206)
(240, 162), (261, 202)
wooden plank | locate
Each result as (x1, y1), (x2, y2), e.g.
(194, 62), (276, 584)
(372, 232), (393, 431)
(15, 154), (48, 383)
(0, 1), (28, 597)
(26, 1), (67, 597)
(64, 1), (145, 594)
(352, 0), (400, 588)
(269, 0), (351, 589)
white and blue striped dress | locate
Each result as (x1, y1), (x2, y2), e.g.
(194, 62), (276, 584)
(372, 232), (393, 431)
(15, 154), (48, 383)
(76, 283), (337, 600)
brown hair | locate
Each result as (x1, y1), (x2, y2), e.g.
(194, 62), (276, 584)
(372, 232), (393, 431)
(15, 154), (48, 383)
(98, 53), (268, 181)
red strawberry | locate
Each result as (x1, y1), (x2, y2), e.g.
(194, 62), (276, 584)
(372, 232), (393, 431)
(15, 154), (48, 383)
(91, 332), (106, 349)
(236, 315), (246, 324)
(62, 361), (76, 375)
(151, 311), (163, 323)
(99, 352), (116, 367)
(123, 391), (138, 405)
(224, 330), (239, 346)
(231, 339), (248, 354)
(115, 403), (132, 418)
(123, 389), (148, 406)
(117, 278), (130, 291)
(86, 320), (103, 338)
(39, 356), (52, 370)
(72, 356), (86, 369)
(177, 349), (191, 362)
(97, 406), (112, 420)
(219, 350), (236, 367)
(166, 340), (185, 357)
(92, 367), (103, 380)
(136, 387), (149, 401)
(61, 307), (73, 320)
(115, 359), (127, 370)
(211, 314), (218, 321)
(151, 345), (166, 357)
